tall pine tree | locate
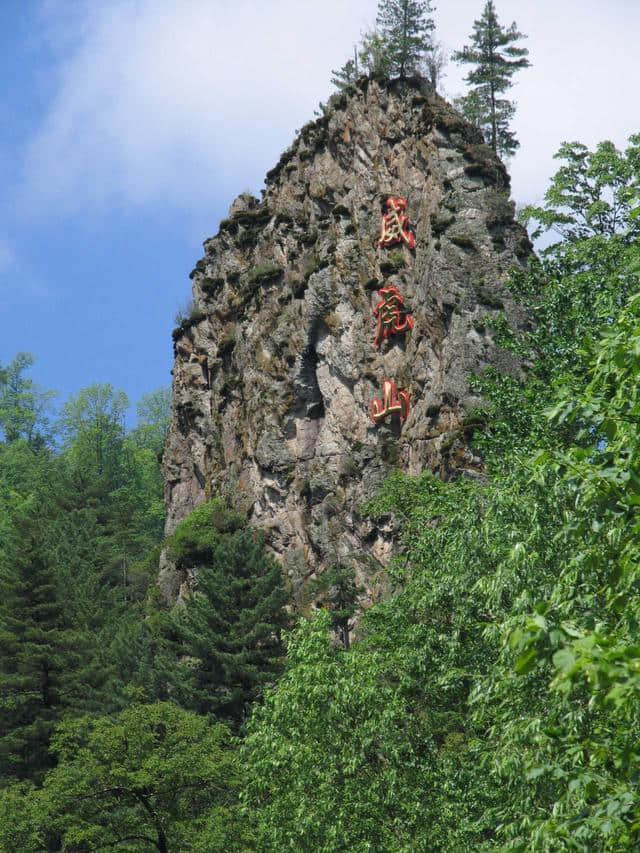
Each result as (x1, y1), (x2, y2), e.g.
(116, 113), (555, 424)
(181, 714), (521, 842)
(0, 499), (88, 781)
(376, 0), (435, 78)
(168, 500), (289, 728)
(453, 1), (530, 158)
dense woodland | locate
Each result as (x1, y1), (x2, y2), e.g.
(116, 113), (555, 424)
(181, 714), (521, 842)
(3, 2), (640, 851)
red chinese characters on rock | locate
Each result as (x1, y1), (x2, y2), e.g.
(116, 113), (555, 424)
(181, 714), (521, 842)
(371, 379), (410, 425)
(377, 196), (416, 250)
(373, 285), (414, 350)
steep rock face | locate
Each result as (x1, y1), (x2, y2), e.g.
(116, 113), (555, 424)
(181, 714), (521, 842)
(160, 77), (532, 603)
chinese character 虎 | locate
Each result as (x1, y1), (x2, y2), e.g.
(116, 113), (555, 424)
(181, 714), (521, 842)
(373, 285), (414, 349)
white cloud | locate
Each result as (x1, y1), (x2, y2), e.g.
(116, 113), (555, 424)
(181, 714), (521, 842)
(22, 0), (375, 214)
(21, 0), (640, 216)
(0, 238), (48, 304)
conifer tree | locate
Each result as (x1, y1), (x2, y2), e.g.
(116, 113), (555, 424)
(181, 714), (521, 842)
(308, 563), (364, 650)
(168, 501), (289, 728)
(0, 500), (86, 781)
(453, 1), (530, 158)
(376, 0), (435, 78)
(331, 47), (359, 92)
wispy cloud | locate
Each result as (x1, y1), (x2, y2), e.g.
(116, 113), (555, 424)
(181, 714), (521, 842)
(20, 0), (640, 219)
(0, 241), (15, 274)
(21, 0), (374, 216)
(0, 237), (49, 305)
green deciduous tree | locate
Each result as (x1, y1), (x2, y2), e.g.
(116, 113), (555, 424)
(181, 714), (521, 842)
(376, 0), (435, 77)
(130, 386), (172, 454)
(521, 135), (640, 243)
(243, 613), (435, 851)
(453, 0), (530, 158)
(0, 353), (55, 446)
(40, 703), (245, 853)
(471, 136), (640, 473)
(0, 782), (48, 852)
(59, 382), (129, 479)
(357, 29), (393, 77)
(498, 278), (640, 848)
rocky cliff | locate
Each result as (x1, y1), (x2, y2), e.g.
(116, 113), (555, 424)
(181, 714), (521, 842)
(160, 76), (532, 604)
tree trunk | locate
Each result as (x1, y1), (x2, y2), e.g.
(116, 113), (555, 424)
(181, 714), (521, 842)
(401, 1), (409, 78)
(157, 830), (168, 853)
(490, 79), (497, 153)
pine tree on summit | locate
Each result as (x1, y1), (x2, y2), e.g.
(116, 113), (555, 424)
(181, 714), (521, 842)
(376, 0), (435, 78)
(331, 47), (359, 92)
(454, 0), (530, 158)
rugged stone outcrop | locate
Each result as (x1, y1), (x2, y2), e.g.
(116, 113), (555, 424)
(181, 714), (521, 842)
(160, 76), (532, 604)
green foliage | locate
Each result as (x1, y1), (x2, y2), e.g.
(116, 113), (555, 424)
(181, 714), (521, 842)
(0, 375), (169, 784)
(168, 498), (245, 566)
(53, 384), (166, 608)
(242, 613), (435, 852)
(331, 47), (359, 92)
(0, 353), (55, 446)
(0, 782), (48, 852)
(170, 505), (289, 727)
(453, 88), (485, 130)
(40, 703), (245, 852)
(247, 261), (282, 285)
(363, 470), (568, 847)
(468, 136), (640, 472)
(335, 0), (437, 85)
(379, 248), (406, 274)
(357, 29), (394, 77)
(0, 497), (91, 782)
(453, 0), (530, 157)
(375, 0), (435, 78)
(520, 135), (640, 243)
(497, 281), (640, 847)
(130, 386), (172, 454)
(307, 563), (364, 649)
(0, 439), (49, 563)
(58, 382), (129, 476)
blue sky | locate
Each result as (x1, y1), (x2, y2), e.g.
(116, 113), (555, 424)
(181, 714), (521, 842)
(2, 0), (638, 425)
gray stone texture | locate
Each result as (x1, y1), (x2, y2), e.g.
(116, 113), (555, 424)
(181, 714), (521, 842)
(160, 76), (532, 604)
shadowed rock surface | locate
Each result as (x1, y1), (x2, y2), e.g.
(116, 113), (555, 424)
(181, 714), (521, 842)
(160, 76), (532, 604)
